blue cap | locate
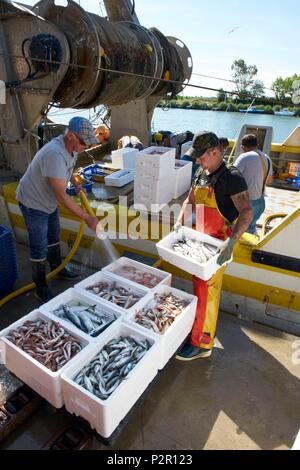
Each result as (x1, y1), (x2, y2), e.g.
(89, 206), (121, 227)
(68, 117), (98, 147)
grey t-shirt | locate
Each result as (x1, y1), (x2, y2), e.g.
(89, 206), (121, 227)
(234, 150), (273, 200)
(16, 135), (77, 213)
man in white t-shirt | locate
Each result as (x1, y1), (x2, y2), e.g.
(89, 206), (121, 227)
(16, 117), (100, 302)
(234, 134), (273, 234)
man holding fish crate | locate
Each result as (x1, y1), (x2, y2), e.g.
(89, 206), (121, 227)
(173, 132), (252, 360)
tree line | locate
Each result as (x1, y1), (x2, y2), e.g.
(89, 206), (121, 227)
(159, 59), (300, 114)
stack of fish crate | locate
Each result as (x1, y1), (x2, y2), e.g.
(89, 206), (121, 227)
(134, 146), (176, 212)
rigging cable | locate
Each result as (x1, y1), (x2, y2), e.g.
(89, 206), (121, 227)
(0, 51), (297, 108)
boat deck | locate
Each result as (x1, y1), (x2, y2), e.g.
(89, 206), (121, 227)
(0, 243), (299, 450)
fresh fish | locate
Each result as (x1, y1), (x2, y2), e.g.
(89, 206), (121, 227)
(52, 302), (117, 336)
(6, 319), (82, 372)
(134, 293), (189, 334)
(112, 265), (161, 288)
(73, 335), (151, 400)
(85, 281), (143, 309)
(172, 237), (219, 264)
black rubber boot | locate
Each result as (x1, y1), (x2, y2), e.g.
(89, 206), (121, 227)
(47, 244), (78, 279)
(31, 260), (53, 303)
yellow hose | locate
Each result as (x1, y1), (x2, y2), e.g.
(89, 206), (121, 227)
(261, 213), (287, 237)
(0, 190), (89, 308)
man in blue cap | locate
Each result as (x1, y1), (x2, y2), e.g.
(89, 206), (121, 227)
(16, 117), (100, 302)
(174, 131), (252, 360)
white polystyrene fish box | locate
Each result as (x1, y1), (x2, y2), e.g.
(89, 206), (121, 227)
(61, 322), (160, 438)
(174, 160), (193, 198)
(104, 169), (135, 187)
(180, 141), (193, 157)
(102, 257), (172, 291)
(0, 309), (90, 408)
(134, 175), (175, 206)
(40, 288), (122, 342)
(111, 148), (139, 169)
(74, 271), (149, 314)
(123, 285), (197, 370)
(156, 226), (228, 281)
(136, 146), (175, 180)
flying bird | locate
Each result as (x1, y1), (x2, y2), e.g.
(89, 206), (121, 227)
(227, 26), (240, 36)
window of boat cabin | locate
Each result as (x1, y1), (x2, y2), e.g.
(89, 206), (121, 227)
(244, 127), (267, 151)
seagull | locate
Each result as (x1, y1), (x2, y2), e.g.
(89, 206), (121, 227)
(227, 26), (240, 36)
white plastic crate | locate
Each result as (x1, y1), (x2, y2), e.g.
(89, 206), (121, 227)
(111, 148), (139, 169)
(0, 309), (90, 408)
(61, 322), (160, 438)
(134, 176), (175, 206)
(180, 141), (193, 157)
(123, 285), (197, 370)
(156, 226), (228, 281)
(40, 288), (122, 342)
(104, 169), (135, 187)
(102, 257), (172, 291)
(136, 146), (175, 180)
(174, 160), (193, 198)
(74, 271), (148, 313)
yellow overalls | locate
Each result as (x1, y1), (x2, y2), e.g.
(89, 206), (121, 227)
(191, 169), (233, 350)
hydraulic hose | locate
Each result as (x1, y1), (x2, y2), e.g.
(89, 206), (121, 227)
(261, 213), (287, 238)
(0, 190), (89, 308)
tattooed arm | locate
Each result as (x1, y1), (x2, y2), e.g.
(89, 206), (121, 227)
(230, 190), (253, 241)
(217, 190), (252, 265)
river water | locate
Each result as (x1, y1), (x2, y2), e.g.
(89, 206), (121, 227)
(49, 107), (300, 144)
(152, 108), (300, 143)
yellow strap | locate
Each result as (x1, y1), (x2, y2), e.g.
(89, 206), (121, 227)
(256, 151), (267, 180)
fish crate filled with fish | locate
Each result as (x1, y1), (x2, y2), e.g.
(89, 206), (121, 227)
(74, 271), (149, 314)
(40, 288), (122, 342)
(124, 285), (197, 370)
(102, 257), (172, 291)
(156, 226), (228, 281)
(61, 322), (160, 438)
(0, 310), (91, 408)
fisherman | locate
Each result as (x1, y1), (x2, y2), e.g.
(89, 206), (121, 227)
(117, 135), (144, 151)
(234, 134), (273, 234)
(174, 132), (252, 360)
(16, 116), (100, 302)
(160, 130), (195, 158)
(218, 137), (230, 156)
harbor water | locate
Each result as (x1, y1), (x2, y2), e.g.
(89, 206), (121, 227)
(48, 107), (300, 144)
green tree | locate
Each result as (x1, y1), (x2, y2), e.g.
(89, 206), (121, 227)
(271, 74), (300, 101)
(231, 59), (258, 99)
(251, 80), (265, 98)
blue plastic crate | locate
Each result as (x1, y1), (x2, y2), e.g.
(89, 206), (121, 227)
(66, 180), (94, 196)
(0, 225), (19, 297)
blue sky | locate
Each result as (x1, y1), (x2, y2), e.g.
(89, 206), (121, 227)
(23, 0), (299, 97)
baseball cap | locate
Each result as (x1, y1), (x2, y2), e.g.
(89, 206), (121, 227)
(68, 117), (98, 147)
(186, 131), (220, 159)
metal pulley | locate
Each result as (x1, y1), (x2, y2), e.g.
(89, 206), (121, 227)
(30, 0), (192, 108)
